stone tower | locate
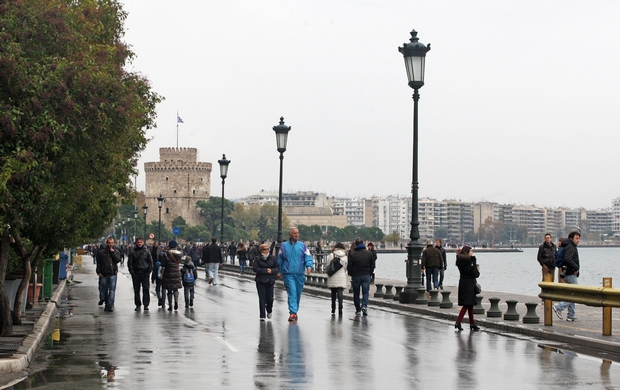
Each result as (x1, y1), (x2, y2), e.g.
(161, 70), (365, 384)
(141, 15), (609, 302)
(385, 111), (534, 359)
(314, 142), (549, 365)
(144, 147), (212, 231)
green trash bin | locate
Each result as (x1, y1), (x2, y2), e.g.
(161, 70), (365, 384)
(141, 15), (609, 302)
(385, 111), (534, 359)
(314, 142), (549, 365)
(43, 258), (54, 299)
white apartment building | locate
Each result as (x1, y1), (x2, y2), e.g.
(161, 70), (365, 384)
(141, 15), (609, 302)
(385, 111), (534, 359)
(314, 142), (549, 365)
(512, 206), (545, 234)
(377, 196), (410, 239)
(613, 198), (620, 233)
(419, 198), (445, 239)
(242, 190), (278, 206)
(473, 202), (498, 233)
(586, 209), (613, 233)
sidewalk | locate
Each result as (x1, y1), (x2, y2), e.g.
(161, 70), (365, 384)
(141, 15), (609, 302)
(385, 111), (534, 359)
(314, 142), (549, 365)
(220, 264), (620, 359)
(0, 276), (67, 375)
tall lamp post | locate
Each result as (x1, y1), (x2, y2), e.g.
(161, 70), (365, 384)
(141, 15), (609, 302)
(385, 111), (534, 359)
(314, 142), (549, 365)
(157, 194), (164, 243)
(133, 208), (138, 242)
(142, 204), (148, 241)
(398, 29), (430, 304)
(218, 154), (230, 252)
(126, 215), (131, 244)
(273, 117), (291, 256)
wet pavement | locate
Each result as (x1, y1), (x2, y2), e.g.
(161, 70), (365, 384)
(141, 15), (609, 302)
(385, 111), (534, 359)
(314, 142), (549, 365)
(4, 258), (620, 389)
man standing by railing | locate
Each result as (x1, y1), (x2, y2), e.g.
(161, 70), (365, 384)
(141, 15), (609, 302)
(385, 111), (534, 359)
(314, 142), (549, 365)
(537, 233), (557, 282)
(553, 231), (581, 322)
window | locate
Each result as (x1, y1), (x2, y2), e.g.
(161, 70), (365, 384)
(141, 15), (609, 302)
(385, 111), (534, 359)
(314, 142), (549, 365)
(166, 208), (169, 214)
(165, 177), (168, 181)
(192, 189), (196, 194)
(173, 190), (177, 194)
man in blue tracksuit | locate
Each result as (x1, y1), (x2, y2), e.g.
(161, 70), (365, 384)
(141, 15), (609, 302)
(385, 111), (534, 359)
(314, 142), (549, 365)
(277, 227), (314, 322)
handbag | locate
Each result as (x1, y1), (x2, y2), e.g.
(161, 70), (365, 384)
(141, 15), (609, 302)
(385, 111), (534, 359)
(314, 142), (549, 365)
(326, 255), (343, 277)
(474, 280), (481, 295)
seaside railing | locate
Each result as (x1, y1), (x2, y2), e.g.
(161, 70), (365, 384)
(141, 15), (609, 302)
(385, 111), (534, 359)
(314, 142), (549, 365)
(539, 276), (618, 335)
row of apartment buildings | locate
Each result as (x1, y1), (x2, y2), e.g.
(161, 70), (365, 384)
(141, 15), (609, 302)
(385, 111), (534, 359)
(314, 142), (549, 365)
(242, 191), (620, 241)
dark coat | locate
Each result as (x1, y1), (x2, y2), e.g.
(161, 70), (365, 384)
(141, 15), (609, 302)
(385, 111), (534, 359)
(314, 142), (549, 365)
(421, 245), (443, 268)
(436, 245), (447, 270)
(253, 254), (280, 284)
(162, 249), (183, 290)
(537, 241), (557, 269)
(562, 238), (580, 275)
(237, 248), (247, 261)
(347, 245), (375, 276)
(96, 245), (121, 277)
(456, 254), (480, 306)
(203, 243), (223, 263)
(128, 245), (153, 275)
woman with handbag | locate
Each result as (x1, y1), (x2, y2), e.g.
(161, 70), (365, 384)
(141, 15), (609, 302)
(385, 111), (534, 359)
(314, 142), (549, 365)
(455, 246), (481, 331)
(326, 242), (348, 316)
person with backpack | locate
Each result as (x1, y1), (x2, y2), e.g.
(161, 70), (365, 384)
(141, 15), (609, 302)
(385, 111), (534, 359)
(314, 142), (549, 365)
(181, 256), (198, 308)
(537, 233), (557, 282)
(553, 231), (581, 322)
(127, 237), (153, 311)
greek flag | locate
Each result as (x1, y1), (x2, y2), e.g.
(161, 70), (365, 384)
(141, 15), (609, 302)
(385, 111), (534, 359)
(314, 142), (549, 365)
(177, 115), (184, 123)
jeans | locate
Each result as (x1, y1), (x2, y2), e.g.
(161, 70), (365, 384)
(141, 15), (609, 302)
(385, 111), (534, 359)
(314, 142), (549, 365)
(184, 286), (195, 304)
(351, 274), (371, 311)
(131, 273), (150, 308)
(439, 268), (445, 287)
(207, 262), (220, 284)
(239, 260), (247, 273)
(229, 254), (236, 265)
(256, 282), (275, 318)
(99, 275), (117, 308)
(155, 280), (166, 305)
(330, 288), (344, 312)
(555, 274), (578, 318)
(426, 267), (439, 291)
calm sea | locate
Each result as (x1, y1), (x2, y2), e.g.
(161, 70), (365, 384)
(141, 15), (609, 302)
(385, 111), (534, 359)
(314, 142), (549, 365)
(375, 247), (620, 297)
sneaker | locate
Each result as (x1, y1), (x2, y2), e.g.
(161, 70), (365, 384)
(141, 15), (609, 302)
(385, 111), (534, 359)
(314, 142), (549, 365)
(362, 307), (368, 316)
(135, 306), (140, 312)
(190, 298), (194, 307)
(355, 310), (361, 316)
(144, 307), (149, 311)
(566, 317), (580, 322)
(209, 277), (214, 284)
(288, 314), (296, 322)
(552, 306), (563, 320)
(174, 302), (178, 311)
(260, 317), (266, 321)
(98, 300), (105, 306)
(185, 303), (189, 309)
(267, 312), (272, 319)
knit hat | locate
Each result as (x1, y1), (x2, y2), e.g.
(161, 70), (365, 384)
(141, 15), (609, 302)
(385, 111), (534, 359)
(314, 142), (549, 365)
(168, 240), (178, 248)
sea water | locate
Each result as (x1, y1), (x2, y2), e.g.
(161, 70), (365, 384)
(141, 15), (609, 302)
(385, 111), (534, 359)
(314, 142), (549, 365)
(375, 247), (620, 297)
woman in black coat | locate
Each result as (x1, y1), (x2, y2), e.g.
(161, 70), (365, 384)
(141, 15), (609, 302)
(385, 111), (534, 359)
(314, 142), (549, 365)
(253, 243), (280, 320)
(455, 246), (480, 331)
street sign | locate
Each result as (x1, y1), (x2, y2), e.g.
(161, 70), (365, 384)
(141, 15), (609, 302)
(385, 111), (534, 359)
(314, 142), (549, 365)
(172, 227), (181, 235)
(148, 233), (155, 239)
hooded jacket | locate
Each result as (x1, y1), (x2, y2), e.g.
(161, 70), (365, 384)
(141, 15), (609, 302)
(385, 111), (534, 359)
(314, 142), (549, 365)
(347, 244), (375, 277)
(326, 248), (348, 289)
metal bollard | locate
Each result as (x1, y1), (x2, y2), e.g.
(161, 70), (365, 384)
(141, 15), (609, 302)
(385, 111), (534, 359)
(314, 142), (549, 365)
(439, 291), (453, 308)
(393, 286), (403, 301)
(504, 299), (520, 321)
(383, 285), (394, 299)
(487, 297), (502, 317)
(374, 283), (384, 298)
(473, 296), (485, 314)
(523, 302), (540, 324)
(603, 277), (612, 336)
(415, 287), (428, 305)
(427, 290), (440, 307)
(43, 258), (54, 299)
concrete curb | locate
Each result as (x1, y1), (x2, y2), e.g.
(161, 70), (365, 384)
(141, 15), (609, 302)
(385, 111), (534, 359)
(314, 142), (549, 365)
(219, 268), (620, 358)
(0, 278), (67, 375)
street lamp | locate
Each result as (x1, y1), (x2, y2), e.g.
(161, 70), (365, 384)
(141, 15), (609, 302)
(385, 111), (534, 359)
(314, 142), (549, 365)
(273, 117), (291, 256)
(398, 29), (430, 304)
(157, 194), (164, 243)
(126, 215), (131, 245)
(142, 203), (148, 241)
(218, 154), (230, 252)
(133, 208), (138, 242)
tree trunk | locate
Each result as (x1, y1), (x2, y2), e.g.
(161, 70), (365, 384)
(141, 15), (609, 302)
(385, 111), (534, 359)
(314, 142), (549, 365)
(0, 229), (14, 335)
(12, 230), (45, 325)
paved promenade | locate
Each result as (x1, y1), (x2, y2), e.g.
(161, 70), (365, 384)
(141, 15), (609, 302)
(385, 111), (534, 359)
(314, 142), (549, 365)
(0, 256), (619, 387)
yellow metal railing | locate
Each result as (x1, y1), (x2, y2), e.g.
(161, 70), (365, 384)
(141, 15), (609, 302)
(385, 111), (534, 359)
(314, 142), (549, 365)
(539, 277), (616, 335)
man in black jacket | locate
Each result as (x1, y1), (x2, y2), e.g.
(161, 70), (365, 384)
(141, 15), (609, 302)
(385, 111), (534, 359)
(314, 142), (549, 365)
(347, 238), (375, 316)
(436, 239), (447, 290)
(553, 231), (580, 321)
(203, 237), (223, 285)
(537, 233), (557, 282)
(421, 240), (443, 291)
(96, 237), (121, 312)
(128, 237), (153, 311)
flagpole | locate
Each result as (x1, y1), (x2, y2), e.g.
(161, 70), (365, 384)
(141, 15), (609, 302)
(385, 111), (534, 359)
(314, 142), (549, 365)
(176, 110), (179, 148)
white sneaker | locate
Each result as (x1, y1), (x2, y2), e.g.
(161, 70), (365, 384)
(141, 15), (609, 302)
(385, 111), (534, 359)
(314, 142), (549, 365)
(267, 312), (272, 319)
(552, 306), (563, 320)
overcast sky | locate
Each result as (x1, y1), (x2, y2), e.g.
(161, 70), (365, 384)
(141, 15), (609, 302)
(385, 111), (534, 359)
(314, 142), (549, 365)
(121, 0), (620, 210)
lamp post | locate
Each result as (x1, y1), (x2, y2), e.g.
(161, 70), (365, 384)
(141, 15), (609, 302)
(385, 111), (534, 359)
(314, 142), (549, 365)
(126, 215), (131, 245)
(157, 194), (164, 243)
(142, 204), (148, 241)
(273, 117), (291, 256)
(398, 29), (430, 304)
(133, 208), (138, 242)
(218, 154), (230, 252)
